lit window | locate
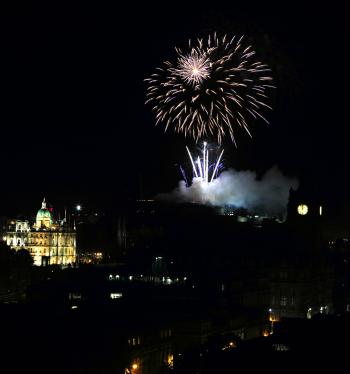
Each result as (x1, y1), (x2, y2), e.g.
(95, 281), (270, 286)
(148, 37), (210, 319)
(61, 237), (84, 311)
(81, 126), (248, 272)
(307, 308), (312, 319)
(280, 296), (287, 306)
(272, 343), (290, 351)
(167, 353), (174, 368)
(110, 293), (122, 299)
(280, 271), (288, 279)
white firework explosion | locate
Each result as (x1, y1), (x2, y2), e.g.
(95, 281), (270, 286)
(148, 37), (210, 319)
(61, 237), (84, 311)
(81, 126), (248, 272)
(173, 49), (211, 87)
(145, 33), (274, 144)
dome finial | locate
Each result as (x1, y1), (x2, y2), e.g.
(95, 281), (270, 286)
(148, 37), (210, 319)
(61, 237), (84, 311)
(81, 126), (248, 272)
(42, 197), (46, 209)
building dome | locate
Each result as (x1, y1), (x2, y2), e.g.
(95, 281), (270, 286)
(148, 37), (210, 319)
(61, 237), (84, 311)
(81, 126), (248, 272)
(36, 198), (52, 227)
(36, 208), (52, 221)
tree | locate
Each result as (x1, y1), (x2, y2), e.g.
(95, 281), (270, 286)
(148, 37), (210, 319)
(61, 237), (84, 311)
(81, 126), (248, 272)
(0, 241), (15, 294)
(0, 241), (15, 267)
(0, 242), (33, 297)
(15, 248), (34, 266)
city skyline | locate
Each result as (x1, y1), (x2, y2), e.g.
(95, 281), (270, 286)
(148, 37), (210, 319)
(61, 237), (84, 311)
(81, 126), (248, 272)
(2, 4), (350, 373)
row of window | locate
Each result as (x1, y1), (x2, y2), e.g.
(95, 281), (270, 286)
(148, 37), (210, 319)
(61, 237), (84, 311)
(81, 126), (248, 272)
(160, 329), (172, 339)
(272, 295), (295, 307)
(128, 337), (141, 346)
(11, 240), (74, 246)
(8, 234), (74, 240)
(31, 248), (76, 255)
(127, 329), (172, 347)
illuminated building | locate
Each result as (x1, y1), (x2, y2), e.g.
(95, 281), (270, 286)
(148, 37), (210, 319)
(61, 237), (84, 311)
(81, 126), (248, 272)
(78, 251), (103, 264)
(3, 198), (76, 266)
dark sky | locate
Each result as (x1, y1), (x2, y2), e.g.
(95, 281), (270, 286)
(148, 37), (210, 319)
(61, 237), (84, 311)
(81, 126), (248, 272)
(1, 2), (349, 218)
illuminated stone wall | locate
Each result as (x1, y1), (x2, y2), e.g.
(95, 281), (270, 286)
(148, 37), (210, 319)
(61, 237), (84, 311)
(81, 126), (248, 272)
(5, 229), (76, 266)
(4, 201), (76, 266)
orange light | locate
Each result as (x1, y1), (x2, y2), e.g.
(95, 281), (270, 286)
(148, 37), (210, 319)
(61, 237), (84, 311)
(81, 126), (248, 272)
(132, 364), (138, 370)
(167, 353), (174, 368)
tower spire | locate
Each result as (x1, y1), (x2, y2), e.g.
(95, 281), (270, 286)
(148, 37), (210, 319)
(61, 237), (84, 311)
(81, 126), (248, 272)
(42, 197), (47, 209)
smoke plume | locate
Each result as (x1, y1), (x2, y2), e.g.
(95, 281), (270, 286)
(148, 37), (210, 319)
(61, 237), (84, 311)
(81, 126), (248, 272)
(157, 166), (298, 219)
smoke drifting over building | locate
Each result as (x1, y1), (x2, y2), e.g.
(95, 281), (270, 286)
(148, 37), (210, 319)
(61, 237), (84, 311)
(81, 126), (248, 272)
(157, 166), (299, 219)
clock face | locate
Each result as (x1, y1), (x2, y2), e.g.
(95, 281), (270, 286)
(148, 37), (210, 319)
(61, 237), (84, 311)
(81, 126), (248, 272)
(297, 204), (308, 215)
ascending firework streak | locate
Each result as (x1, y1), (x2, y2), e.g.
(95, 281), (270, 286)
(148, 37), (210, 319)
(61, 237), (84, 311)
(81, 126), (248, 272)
(185, 142), (224, 184)
(145, 33), (274, 144)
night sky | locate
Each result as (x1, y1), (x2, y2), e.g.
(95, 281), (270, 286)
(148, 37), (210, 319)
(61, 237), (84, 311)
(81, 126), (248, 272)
(1, 3), (349, 220)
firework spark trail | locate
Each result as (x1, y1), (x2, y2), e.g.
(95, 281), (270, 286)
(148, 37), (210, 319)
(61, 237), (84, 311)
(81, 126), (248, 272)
(186, 146), (198, 178)
(179, 165), (189, 187)
(210, 149), (224, 183)
(145, 33), (274, 144)
(185, 143), (224, 184)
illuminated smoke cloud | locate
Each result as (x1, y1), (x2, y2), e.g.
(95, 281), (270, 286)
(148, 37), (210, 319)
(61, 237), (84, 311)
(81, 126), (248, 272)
(157, 166), (298, 219)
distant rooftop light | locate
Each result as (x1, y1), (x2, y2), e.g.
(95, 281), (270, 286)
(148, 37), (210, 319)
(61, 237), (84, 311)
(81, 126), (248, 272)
(76, 205), (82, 211)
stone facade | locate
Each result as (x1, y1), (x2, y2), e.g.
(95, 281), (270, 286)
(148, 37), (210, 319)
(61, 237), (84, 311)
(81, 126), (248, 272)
(4, 199), (76, 266)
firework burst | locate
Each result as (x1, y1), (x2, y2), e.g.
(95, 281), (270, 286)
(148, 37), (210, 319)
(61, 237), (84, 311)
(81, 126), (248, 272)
(185, 142), (224, 184)
(181, 142), (224, 204)
(173, 48), (211, 86)
(145, 33), (274, 144)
